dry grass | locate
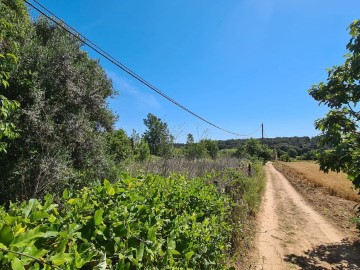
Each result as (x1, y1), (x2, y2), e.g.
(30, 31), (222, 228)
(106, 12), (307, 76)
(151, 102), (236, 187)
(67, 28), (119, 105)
(273, 161), (360, 202)
(124, 157), (247, 178)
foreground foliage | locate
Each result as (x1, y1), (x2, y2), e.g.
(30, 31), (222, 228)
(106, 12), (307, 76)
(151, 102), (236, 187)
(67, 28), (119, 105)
(0, 174), (235, 269)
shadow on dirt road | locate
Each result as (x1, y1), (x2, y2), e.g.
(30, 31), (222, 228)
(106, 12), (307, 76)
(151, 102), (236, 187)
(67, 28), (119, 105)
(284, 239), (360, 270)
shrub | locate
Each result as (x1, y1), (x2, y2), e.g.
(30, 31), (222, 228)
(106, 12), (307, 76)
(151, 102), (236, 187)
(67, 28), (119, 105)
(0, 174), (234, 269)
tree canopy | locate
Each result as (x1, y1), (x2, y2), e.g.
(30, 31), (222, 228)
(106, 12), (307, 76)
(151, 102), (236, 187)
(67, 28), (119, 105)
(143, 113), (174, 157)
(0, 14), (116, 202)
(309, 20), (360, 188)
(235, 138), (273, 162)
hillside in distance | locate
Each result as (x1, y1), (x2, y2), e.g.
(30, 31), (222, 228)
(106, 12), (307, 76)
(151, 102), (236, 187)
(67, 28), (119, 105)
(217, 136), (321, 159)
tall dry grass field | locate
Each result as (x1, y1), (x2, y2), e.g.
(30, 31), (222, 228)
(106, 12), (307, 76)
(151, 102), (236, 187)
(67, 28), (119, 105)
(274, 161), (360, 202)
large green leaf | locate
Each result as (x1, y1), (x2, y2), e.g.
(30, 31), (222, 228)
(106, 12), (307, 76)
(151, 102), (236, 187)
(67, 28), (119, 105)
(11, 226), (44, 248)
(30, 211), (49, 222)
(147, 227), (156, 243)
(11, 257), (24, 270)
(167, 233), (176, 251)
(137, 242), (144, 262)
(94, 209), (104, 226)
(49, 252), (74, 266)
(22, 199), (39, 218)
(0, 224), (14, 246)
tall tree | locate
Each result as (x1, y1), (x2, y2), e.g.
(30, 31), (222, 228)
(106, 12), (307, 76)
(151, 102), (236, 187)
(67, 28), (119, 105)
(309, 20), (360, 188)
(0, 16), (116, 202)
(143, 113), (173, 157)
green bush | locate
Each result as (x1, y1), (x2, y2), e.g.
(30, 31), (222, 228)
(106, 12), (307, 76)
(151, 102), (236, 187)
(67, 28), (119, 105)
(0, 174), (234, 269)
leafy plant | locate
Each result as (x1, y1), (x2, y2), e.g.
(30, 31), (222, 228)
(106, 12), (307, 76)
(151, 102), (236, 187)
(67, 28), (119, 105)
(0, 174), (235, 269)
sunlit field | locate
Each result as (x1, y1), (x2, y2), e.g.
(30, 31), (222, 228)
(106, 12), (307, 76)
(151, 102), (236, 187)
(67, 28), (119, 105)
(274, 161), (360, 202)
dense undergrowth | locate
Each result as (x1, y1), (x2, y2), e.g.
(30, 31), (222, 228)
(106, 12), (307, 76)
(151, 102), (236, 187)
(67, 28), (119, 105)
(0, 162), (265, 269)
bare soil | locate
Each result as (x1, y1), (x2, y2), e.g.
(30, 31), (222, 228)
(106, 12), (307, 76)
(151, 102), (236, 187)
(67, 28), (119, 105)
(250, 163), (360, 270)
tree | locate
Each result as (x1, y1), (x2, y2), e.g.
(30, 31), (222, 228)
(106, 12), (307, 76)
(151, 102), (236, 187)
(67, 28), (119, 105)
(185, 140), (208, 160)
(236, 138), (273, 162)
(184, 135), (219, 160)
(309, 20), (360, 189)
(106, 129), (133, 163)
(0, 16), (116, 202)
(288, 148), (298, 159)
(0, 0), (30, 152)
(130, 129), (150, 161)
(143, 113), (173, 157)
(202, 139), (219, 159)
(186, 133), (194, 144)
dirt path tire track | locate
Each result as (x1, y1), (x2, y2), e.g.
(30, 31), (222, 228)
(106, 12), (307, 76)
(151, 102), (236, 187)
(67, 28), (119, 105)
(253, 163), (360, 270)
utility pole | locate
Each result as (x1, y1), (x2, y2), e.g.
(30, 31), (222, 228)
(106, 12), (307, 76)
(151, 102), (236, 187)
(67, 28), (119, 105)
(261, 123), (264, 142)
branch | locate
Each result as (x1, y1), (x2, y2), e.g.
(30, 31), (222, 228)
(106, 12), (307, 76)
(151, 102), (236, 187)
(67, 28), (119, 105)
(0, 248), (62, 270)
(348, 104), (360, 121)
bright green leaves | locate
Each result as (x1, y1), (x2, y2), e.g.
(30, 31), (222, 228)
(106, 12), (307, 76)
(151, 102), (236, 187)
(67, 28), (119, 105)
(0, 94), (20, 153)
(11, 257), (24, 270)
(104, 179), (115, 196)
(0, 0), (26, 152)
(147, 226), (157, 243)
(11, 226), (45, 248)
(0, 173), (237, 269)
(49, 252), (74, 266)
(185, 250), (195, 260)
(166, 233), (176, 253)
(137, 242), (145, 262)
(94, 208), (104, 226)
(0, 225), (14, 246)
(22, 199), (39, 219)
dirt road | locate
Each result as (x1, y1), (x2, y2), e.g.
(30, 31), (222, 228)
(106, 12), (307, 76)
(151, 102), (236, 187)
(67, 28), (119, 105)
(253, 163), (360, 270)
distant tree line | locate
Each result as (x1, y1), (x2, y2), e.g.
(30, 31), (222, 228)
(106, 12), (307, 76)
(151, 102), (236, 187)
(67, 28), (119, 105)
(215, 136), (322, 161)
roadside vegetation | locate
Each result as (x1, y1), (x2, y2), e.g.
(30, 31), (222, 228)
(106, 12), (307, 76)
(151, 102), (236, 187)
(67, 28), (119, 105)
(0, 1), (266, 269)
(1, 0), (359, 268)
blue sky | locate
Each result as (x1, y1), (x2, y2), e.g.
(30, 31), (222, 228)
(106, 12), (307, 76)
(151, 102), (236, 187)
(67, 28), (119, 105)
(29, 0), (360, 142)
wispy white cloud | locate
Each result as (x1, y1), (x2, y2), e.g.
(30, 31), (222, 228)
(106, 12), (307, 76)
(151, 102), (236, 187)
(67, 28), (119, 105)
(107, 71), (160, 109)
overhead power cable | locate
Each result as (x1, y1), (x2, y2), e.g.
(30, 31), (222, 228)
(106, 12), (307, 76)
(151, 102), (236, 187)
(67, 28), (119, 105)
(25, 0), (259, 137)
